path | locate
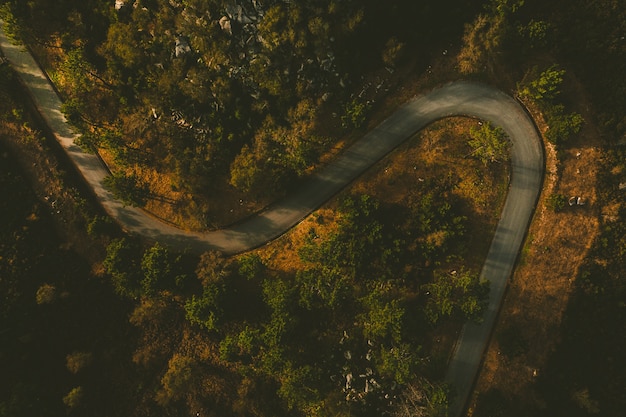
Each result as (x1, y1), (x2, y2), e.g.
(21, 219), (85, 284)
(0, 21), (543, 416)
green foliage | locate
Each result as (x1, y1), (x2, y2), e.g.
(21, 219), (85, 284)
(517, 66), (583, 144)
(0, 3), (24, 43)
(86, 215), (115, 237)
(382, 37), (406, 68)
(157, 354), (196, 405)
(102, 22), (143, 69)
(361, 296), (404, 343)
(488, 0), (525, 17)
(62, 386), (84, 410)
(35, 283), (57, 305)
(103, 238), (141, 298)
(341, 98), (370, 129)
(277, 364), (320, 412)
(184, 251), (231, 331)
(519, 19), (551, 48)
(66, 351), (93, 374)
(545, 193), (567, 212)
(571, 388), (601, 414)
(457, 13), (505, 74)
(423, 270), (490, 324)
(392, 380), (450, 417)
(237, 253), (265, 281)
(60, 97), (88, 129)
(102, 171), (149, 207)
(468, 122), (511, 164)
(230, 101), (328, 194)
(140, 242), (171, 297)
(543, 104), (584, 144)
(518, 65), (565, 102)
(184, 288), (222, 331)
(377, 343), (418, 385)
(58, 48), (97, 95)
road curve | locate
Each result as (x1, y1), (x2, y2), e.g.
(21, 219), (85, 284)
(1, 21), (543, 416)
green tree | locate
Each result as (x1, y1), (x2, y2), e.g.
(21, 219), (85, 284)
(58, 48), (110, 94)
(341, 98), (370, 129)
(141, 242), (171, 297)
(237, 253), (265, 281)
(519, 19), (551, 49)
(545, 193), (567, 212)
(468, 122), (510, 164)
(377, 343), (419, 385)
(423, 270), (490, 324)
(544, 104), (584, 144)
(103, 171), (149, 207)
(457, 14), (505, 74)
(393, 380), (450, 417)
(102, 22), (143, 69)
(103, 238), (141, 298)
(361, 296), (404, 343)
(382, 37), (406, 68)
(65, 351), (93, 374)
(518, 65), (565, 102)
(277, 364), (320, 412)
(35, 283), (57, 305)
(156, 354), (196, 406)
(184, 286), (223, 331)
(62, 386), (84, 410)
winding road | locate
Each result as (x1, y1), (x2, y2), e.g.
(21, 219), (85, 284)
(1, 21), (543, 417)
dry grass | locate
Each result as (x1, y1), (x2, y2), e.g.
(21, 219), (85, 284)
(467, 79), (603, 415)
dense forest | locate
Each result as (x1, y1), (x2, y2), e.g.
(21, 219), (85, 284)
(1, 0), (625, 416)
(1, 0), (481, 227)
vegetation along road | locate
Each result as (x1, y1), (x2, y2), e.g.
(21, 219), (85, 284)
(0, 20), (543, 417)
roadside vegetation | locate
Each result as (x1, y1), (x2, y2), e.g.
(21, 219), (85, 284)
(1, 0), (625, 416)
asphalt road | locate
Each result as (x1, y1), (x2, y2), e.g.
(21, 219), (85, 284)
(1, 21), (543, 417)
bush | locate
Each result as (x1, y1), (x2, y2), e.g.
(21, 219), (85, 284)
(545, 193), (567, 212)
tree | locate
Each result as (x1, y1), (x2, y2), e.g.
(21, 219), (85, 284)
(392, 380), (450, 417)
(543, 104), (584, 144)
(519, 19), (551, 49)
(237, 253), (265, 281)
(103, 238), (141, 298)
(422, 269), (490, 324)
(382, 37), (406, 68)
(184, 286), (223, 331)
(457, 14), (505, 74)
(377, 343), (419, 385)
(66, 351), (93, 374)
(156, 354), (196, 405)
(341, 98), (370, 129)
(468, 122), (510, 164)
(102, 22), (143, 69)
(58, 48), (109, 94)
(518, 65), (565, 102)
(545, 193), (567, 212)
(35, 283), (57, 305)
(361, 296), (404, 343)
(141, 242), (172, 296)
(457, 0), (523, 74)
(103, 171), (149, 207)
(62, 386), (84, 410)
(571, 388), (600, 414)
(229, 142), (271, 194)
